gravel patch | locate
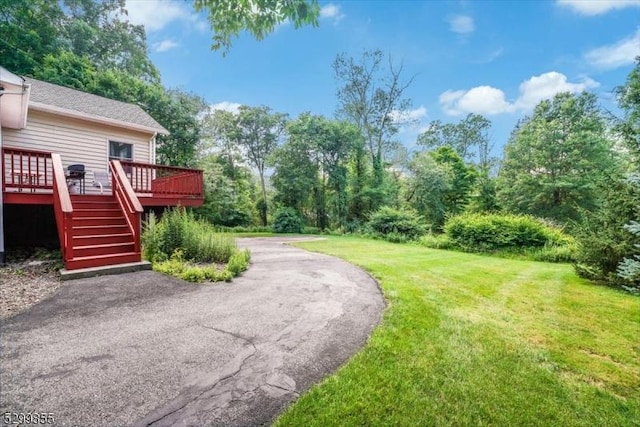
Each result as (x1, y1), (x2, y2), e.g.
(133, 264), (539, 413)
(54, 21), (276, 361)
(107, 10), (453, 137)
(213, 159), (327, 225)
(0, 261), (62, 320)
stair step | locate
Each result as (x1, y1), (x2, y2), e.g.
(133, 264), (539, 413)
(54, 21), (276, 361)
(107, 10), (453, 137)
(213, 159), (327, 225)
(73, 224), (130, 236)
(70, 195), (114, 202)
(73, 233), (134, 246)
(65, 252), (141, 270)
(72, 242), (136, 258)
(73, 217), (127, 227)
(72, 202), (119, 210)
(73, 208), (123, 218)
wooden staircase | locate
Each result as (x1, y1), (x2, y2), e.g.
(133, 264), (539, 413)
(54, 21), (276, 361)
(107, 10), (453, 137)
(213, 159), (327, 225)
(65, 195), (141, 270)
(52, 155), (143, 271)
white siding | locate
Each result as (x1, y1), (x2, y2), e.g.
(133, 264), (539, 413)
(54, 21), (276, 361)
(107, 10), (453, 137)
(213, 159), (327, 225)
(3, 110), (152, 173)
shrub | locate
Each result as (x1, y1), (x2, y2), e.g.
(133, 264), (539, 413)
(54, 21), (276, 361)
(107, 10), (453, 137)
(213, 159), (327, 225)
(142, 211), (165, 262)
(180, 266), (207, 283)
(273, 207), (303, 233)
(444, 213), (571, 252)
(143, 208), (236, 263)
(142, 208), (251, 284)
(226, 249), (251, 276)
(367, 207), (426, 241)
(215, 225), (273, 233)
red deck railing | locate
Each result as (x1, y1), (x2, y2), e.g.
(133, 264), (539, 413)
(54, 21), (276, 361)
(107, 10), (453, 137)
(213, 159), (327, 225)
(2, 147), (53, 192)
(120, 160), (204, 200)
(110, 160), (142, 255)
(3, 148), (204, 203)
(51, 153), (73, 263)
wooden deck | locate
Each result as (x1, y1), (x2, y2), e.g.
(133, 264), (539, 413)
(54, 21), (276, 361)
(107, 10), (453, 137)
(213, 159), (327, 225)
(2, 147), (204, 207)
(2, 147), (205, 270)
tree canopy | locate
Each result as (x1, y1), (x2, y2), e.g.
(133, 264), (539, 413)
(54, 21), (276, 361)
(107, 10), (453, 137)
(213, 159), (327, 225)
(194, 0), (320, 55)
(497, 92), (616, 222)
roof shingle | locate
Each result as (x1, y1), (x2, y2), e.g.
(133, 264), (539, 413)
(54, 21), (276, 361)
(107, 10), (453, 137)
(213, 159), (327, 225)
(24, 77), (168, 134)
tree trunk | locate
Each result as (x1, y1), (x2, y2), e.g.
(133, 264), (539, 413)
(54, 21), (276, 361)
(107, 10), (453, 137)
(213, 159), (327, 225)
(259, 171), (268, 226)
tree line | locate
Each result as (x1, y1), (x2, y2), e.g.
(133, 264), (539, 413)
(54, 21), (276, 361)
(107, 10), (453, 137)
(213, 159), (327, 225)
(197, 53), (639, 289)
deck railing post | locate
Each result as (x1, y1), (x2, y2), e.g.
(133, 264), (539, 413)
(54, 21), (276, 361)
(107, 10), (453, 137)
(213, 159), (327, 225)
(51, 153), (73, 265)
(110, 160), (143, 259)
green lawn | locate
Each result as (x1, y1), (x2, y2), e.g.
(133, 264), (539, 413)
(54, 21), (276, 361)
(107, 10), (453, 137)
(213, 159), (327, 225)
(275, 236), (640, 426)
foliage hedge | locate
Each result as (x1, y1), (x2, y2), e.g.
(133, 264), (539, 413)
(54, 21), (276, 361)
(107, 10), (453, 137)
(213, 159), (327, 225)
(367, 207), (426, 241)
(444, 213), (571, 251)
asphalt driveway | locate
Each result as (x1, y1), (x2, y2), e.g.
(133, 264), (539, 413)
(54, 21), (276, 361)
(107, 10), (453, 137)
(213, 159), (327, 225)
(0, 237), (385, 426)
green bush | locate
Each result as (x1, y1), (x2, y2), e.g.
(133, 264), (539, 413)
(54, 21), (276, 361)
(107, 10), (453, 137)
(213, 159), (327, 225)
(142, 208), (252, 284)
(226, 249), (251, 276)
(142, 211), (165, 262)
(367, 207), (426, 241)
(215, 225), (273, 233)
(444, 213), (572, 252)
(142, 208), (236, 263)
(180, 266), (207, 283)
(273, 207), (303, 233)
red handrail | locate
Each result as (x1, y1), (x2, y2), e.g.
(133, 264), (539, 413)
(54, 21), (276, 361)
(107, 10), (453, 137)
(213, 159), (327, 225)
(120, 160), (203, 199)
(51, 153), (73, 262)
(110, 160), (143, 255)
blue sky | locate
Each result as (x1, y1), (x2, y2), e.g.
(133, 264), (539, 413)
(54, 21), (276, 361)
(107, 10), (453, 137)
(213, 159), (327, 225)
(124, 0), (640, 156)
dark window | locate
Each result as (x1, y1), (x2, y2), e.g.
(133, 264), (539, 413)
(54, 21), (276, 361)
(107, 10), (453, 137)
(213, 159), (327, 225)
(109, 141), (133, 161)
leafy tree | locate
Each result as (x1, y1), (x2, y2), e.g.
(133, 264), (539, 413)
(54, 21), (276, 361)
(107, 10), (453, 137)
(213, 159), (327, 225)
(196, 155), (255, 227)
(405, 152), (451, 230)
(467, 173), (499, 213)
(614, 58), (640, 289)
(431, 146), (477, 217)
(0, 0), (65, 75)
(615, 56), (640, 164)
(497, 92), (617, 223)
(272, 113), (359, 229)
(573, 175), (640, 285)
(271, 121), (319, 218)
(418, 113), (494, 168)
(153, 89), (207, 167)
(62, 0), (159, 82)
(233, 105), (287, 226)
(334, 49), (415, 214)
(200, 109), (244, 179)
(318, 120), (360, 228)
(194, 0), (320, 55)
(33, 51), (96, 91)
(616, 174), (640, 290)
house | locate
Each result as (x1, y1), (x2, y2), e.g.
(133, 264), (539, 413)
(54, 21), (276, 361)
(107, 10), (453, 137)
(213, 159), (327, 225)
(0, 66), (203, 271)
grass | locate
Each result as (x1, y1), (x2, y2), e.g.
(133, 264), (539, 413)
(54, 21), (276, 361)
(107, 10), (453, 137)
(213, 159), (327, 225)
(275, 236), (640, 426)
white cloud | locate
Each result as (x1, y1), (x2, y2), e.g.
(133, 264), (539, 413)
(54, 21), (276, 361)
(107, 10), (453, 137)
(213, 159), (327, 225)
(440, 72), (599, 116)
(320, 3), (345, 23)
(210, 101), (242, 114)
(515, 72), (599, 110)
(153, 39), (179, 52)
(441, 86), (511, 115)
(124, 0), (205, 32)
(447, 15), (475, 34)
(390, 106), (428, 123)
(585, 29), (640, 70)
(557, 0), (640, 15)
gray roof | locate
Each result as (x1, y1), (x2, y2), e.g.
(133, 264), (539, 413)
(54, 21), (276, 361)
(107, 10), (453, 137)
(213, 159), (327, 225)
(24, 77), (168, 134)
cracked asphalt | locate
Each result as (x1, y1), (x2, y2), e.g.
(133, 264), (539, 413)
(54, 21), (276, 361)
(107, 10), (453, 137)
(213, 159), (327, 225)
(0, 237), (385, 426)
